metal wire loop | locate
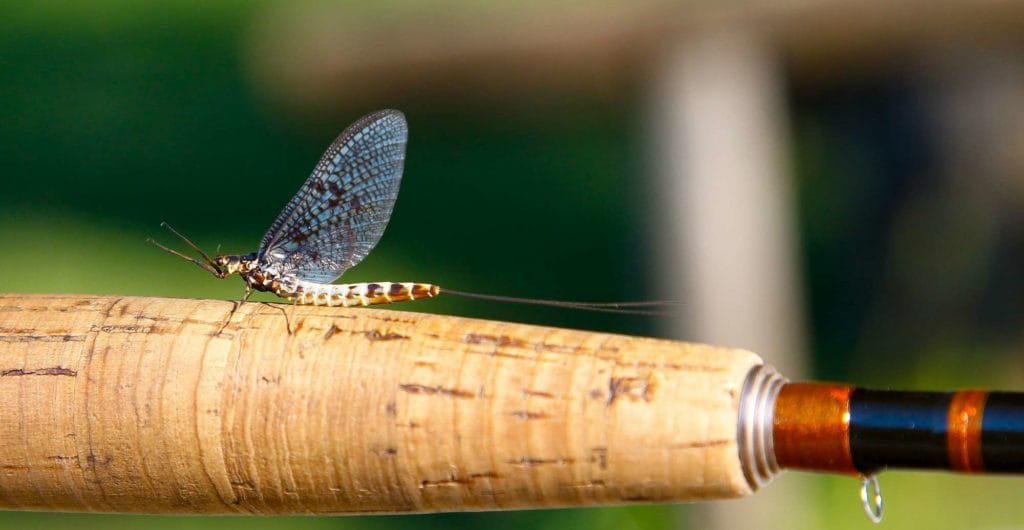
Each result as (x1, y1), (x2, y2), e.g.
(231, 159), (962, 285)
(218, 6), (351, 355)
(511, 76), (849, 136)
(859, 474), (883, 524)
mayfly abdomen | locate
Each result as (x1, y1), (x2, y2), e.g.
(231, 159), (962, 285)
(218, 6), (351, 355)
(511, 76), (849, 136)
(283, 281), (440, 307)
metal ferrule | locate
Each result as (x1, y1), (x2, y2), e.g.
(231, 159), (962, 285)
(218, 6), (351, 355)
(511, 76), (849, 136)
(736, 363), (787, 491)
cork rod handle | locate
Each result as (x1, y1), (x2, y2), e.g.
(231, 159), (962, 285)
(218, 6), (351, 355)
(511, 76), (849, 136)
(0, 294), (763, 514)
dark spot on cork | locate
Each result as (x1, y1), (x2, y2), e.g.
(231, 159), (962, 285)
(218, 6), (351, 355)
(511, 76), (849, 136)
(508, 410), (550, 420)
(86, 453), (113, 467)
(364, 330), (408, 341)
(536, 343), (579, 354)
(463, 333), (528, 349)
(0, 327), (36, 334)
(90, 324), (152, 334)
(423, 472), (460, 487)
(0, 335), (85, 343)
(590, 447), (608, 469)
(607, 375), (656, 406)
(398, 383), (475, 399)
(613, 359), (725, 372)
(389, 283), (405, 296)
(366, 283), (382, 296)
(2, 366), (77, 377)
(385, 401), (397, 416)
(420, 479), (452, 488)
(621, 494), (659, 502)
(324, 324), (341, 339)
(670, 439), (731, 449)
(420, 470), (498, 487)
(368, 314), (417, 324)
(506, 456), (575, 467)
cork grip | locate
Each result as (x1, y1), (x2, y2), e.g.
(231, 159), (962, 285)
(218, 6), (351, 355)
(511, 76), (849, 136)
(0, 294), (762, 514)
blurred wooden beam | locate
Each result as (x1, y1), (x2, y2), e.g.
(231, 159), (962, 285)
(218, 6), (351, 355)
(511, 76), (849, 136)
(242, 0), (1024, 111)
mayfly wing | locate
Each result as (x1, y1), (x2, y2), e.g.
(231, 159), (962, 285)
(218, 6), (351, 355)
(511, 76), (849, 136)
(258, 110), (408, 284)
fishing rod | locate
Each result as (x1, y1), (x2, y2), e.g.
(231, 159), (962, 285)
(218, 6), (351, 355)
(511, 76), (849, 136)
(11, 111), (1017, 520)
(0, 294), (1019, 522)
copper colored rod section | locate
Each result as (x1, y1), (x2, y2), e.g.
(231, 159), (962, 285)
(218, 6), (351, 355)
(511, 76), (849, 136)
(772, 382), (856, 474)
(947, 390), (987, 473)
(0, 294), (763, 514)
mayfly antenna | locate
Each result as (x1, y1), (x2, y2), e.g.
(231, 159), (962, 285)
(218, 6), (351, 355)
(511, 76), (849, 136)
(147, 223), (223, 277)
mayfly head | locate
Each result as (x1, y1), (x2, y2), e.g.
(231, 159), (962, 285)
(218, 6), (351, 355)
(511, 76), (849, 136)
(148, 221), (232, 279)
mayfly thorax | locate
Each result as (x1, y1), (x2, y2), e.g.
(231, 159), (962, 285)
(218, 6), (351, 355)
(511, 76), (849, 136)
(149, 110), (675, 316)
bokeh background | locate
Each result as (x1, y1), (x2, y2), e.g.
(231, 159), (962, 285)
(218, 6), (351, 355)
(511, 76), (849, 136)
(3, 1), (1024, 528)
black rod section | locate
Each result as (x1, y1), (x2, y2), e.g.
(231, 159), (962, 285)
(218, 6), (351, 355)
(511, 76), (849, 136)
(982, 393), (1024, 472)
(848, 389), (951, 473)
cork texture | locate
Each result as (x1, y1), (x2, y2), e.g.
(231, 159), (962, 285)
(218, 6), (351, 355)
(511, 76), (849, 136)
(0, 294), (761, 514)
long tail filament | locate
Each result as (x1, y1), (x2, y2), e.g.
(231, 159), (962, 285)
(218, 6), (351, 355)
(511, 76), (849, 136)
(440, 288), (680, 316)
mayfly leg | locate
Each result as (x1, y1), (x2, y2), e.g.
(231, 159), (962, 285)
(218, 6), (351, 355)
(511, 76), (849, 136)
(217, 285), (254, 335)
(286, 299), (299, 335)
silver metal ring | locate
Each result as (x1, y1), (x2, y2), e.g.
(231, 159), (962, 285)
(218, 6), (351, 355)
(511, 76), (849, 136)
(736, 363), (787, 491)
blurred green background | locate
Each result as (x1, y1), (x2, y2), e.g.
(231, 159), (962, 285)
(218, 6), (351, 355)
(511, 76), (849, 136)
(3, 1), (1024, 528)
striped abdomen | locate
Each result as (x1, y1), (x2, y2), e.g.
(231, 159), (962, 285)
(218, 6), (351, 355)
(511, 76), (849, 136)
(278, 281), (440, 307)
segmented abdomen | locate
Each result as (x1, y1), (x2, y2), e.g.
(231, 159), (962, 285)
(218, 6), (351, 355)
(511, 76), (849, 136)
(277, 280), (440, 307)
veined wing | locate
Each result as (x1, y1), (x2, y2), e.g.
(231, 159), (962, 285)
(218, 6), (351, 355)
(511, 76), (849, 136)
(258, 110), (408, 283)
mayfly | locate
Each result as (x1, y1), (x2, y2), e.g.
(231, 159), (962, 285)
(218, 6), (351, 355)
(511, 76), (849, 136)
(149, 110), (672, 315)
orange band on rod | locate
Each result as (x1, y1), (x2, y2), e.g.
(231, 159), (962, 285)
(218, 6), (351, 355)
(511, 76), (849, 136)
(773, 382), (857, 474)
(947, 390), (987, 473)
